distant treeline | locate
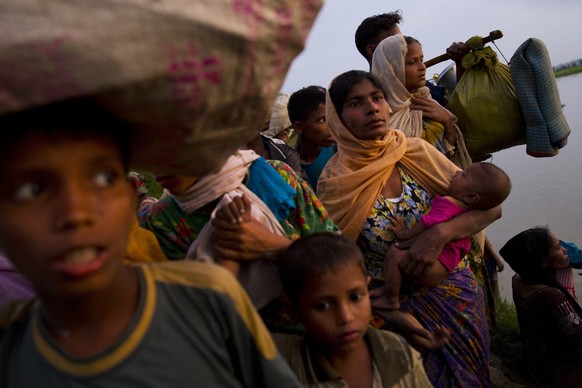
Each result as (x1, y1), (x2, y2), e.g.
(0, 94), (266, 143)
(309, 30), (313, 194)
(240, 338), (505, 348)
(554, 58), (582, 78)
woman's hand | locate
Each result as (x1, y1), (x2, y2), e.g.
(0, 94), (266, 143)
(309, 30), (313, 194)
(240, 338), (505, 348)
(410, 95), (457, 147)
(212, 216), (291, 261)
(410, 95), (451, 125)
(446, 41), (469, 79)
(215, 195), (252, 225)
(394, 227), (446, 280)
(396, 206), (501, 279)
(446, 42), (469, 63)
(212, 193), (292, 261)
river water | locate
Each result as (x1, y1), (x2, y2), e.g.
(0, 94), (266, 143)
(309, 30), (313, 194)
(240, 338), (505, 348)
(484, 73), (582, 302)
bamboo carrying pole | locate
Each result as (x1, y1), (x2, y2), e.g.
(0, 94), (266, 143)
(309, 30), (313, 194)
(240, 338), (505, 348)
(424, 30), (503, 68)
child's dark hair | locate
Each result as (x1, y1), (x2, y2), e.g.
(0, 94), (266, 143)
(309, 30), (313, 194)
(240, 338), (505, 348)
(404, 36), (421, 46)
(0, 98), (132, 171)
(287, 85), (326, 124)
(500, 226), (582, 317)
(471, 162), (511, 210)
(328, 70), (385, 117)
(279, 232), (367, 303)
(355, 11), (403, 59)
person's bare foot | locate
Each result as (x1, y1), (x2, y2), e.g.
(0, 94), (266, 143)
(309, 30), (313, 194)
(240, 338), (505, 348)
(373, 307), (450, 350)
(379, 309), (429, 335)
(404, 324), (450, 351)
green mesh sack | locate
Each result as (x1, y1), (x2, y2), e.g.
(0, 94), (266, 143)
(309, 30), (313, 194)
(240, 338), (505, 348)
(448, 37), (526, 161)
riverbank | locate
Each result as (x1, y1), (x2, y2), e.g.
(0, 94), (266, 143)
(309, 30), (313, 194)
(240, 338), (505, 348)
(555, 63), (582, 78)
(490, 297), (532, 387)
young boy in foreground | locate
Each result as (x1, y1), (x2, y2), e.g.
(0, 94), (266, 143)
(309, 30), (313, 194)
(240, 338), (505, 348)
(273, 232), (431, 387)
(0, 100), (300, 387)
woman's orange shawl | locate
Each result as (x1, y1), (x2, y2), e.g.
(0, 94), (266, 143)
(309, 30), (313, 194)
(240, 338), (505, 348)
(317, 89), (460, 241)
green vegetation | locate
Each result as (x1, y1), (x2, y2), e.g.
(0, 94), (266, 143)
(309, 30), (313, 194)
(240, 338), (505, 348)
(140, 171), (164, 199)
(491, 297), (521, 361)
(555, 64), (582, 78)
(490, 297), (533, 385)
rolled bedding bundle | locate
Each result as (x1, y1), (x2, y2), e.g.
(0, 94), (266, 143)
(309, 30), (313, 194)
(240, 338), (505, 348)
(510, 37), (571, 157)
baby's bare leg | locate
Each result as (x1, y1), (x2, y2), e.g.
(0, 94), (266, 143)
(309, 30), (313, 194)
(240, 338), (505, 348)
(372, 308), (450, 350)
(383, 245), (407, 309)
(416, 260), (450, 288)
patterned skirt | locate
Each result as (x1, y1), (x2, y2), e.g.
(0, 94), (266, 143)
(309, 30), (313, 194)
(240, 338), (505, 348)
(400, 267), (491, 387)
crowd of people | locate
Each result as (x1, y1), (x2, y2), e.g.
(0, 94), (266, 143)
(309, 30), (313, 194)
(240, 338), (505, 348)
(1, 8), (580, 388)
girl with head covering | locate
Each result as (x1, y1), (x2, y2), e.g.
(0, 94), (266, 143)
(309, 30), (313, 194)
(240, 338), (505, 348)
(500, 226), (582, 387)
(317, 70), (501, 387)
(372, 34), (471, 169)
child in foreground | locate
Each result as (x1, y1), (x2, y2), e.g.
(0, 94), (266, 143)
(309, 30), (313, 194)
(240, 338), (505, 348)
(273, 232), (432, 387)
(380, 162), (510, 329)
(0, 100), (300, 387)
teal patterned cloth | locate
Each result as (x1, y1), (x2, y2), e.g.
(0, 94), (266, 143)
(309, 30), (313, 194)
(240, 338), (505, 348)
(510, 38), (571, 157)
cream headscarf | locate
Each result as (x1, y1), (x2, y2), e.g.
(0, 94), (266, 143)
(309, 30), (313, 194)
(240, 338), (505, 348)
(173, 150), (259, 214)
(317, 80), (461, 241)
(371, 35), (471, 169)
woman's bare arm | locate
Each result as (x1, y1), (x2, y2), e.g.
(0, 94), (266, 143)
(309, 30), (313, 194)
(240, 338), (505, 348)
(396, 205), (502, 279)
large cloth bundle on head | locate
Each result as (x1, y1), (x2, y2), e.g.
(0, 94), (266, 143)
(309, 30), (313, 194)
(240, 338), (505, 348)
(447, 36), (526, 161)
(510, 38), (570, 157)
(0, 0), (323, 176)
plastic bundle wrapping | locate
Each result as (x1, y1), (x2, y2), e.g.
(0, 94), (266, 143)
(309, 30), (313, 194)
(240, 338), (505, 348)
(0, 0), (323, 175)
(447, 36), (526, 161)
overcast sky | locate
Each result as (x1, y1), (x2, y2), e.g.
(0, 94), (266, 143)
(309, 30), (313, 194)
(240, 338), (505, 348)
(281, 0), (582, 93)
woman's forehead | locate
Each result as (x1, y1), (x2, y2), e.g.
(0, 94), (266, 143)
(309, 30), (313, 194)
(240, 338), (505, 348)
(347, 79), (380, 98)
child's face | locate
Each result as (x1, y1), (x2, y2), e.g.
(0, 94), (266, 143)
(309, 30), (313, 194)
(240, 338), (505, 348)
(0, 131), (135, 300)
(448, 164), (481, 200)
(298, 104), (333, 147)
(298, 261), (371, 355)
(404, 41), (426, 93)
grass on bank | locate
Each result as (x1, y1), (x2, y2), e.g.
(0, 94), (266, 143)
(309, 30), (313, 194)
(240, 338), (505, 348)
(555, 64), (582, 78)
(490, 297), (535, 386)
(492, 296), (521, 362)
